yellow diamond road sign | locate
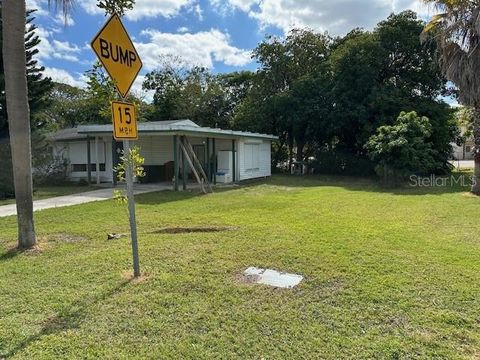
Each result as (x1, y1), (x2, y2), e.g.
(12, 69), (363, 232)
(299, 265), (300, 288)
(91, 14), (142, 98)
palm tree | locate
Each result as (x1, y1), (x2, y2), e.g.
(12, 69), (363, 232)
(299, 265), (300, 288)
(422, 1), (480, 194)
(1, 0), (72, 249)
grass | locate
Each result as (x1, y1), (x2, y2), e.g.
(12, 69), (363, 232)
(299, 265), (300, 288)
(0, 185), (100, 206)
(0, 174), (479, 359)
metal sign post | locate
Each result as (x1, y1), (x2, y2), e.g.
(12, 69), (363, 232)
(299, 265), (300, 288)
(91, 13), (143, 277)
(123, 139), (140, 277)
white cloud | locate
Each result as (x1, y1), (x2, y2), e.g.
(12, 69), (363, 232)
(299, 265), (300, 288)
(191, 3), (204, 21)
(78, 0), (103, 15)
(35, 26), (83, 63)
(130, 75), (155, 102)
(128, 0), (196, 20)
(26, 0), (78, 24)
(216, 0), (436, 35)
(43, 67), (86, 88)
(177, 26), (190, 33)
(52, 40), (81, 53)
(26, 0), (48, 15)
(136, 29), (252, 70)
(35, 26), (55, 56)
(210, 0), (256, 14)
(53, 13), (75, 26)
(80, 0), (196, 21)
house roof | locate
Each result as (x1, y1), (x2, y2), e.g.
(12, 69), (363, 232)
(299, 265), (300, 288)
(47, 127), (86, 141)
(74, 119), (278, 140)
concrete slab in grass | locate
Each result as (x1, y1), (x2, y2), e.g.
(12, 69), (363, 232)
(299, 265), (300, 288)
(244, 267), (303, 288)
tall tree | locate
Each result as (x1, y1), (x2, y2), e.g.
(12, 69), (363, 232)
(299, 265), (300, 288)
(0, 9), (53, 208)
(328, 11), (455, 174)
(1, 0), (72, 249)
(236, 29), (333, 170)
(41, 82), (105, 130)
(0, 9), (53, 135)
(422, 1), (480, 193)
(2, 0), (36, 248)
(143, 57), (249, 128)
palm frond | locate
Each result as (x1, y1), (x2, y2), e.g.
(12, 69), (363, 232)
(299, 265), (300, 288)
(423, 0), (480, 106)
(48, 0), (75, 25)
(421, 14), (446, 41)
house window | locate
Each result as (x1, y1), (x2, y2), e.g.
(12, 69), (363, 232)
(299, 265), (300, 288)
(72, 164), (87, 172)
(466, 146), (472, 153)
(71, 164), (106, 172)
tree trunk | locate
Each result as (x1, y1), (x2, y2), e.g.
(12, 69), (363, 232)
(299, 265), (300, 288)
(2, 0), (36, 248)
(288, 134), (294, 174)
(472, 108), (480, 195)
(272, 135), (286, 170)
(296, 141), (305, 163)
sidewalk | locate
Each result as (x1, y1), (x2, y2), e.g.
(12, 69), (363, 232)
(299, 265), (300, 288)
(0, 184), (169, 218)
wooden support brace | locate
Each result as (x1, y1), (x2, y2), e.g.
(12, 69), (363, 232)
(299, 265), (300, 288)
(179, 137), (206, 194)
(183, 137), (212, 193)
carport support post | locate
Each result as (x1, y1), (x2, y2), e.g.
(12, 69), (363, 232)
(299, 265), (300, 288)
(123, 140), (140, 278)
(232, 139), (236, 183)
(182, 147), (187, 191)
(112, 138), (117, 187)
(206, 137), (210, 181)
(212, 138), (216, 185)
(95, 136), (100, 185)
(173, 135), (179, 191)
(87, 137), (92, 184)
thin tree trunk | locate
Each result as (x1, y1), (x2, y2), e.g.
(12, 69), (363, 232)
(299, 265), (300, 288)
(472, 108), (480, 194)
(2, 0), (36, 248)
(273, 135), (286, 170)
(288, 133), (294, 174)
(296, 141), (305, 163)
(296, 141), (305, 175)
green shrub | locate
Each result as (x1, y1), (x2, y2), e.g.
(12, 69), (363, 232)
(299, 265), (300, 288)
(32, 133), (69, 186)
(365, 111), (439, 185)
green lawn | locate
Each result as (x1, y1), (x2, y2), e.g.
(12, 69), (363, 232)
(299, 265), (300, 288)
(1, 175), (479, 359)
(0, 185), (100, 206)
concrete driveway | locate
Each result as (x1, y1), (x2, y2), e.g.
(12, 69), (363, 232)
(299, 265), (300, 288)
(450, 160), (475, 170)
(0, 184), (169, 218)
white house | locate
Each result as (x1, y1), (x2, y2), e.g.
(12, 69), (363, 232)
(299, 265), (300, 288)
(452, 125), (475, 161)
(48, 120), (277, 190)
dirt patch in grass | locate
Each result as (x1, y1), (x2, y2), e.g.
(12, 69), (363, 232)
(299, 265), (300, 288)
(121, 270), (151, 283)
(42, 314), (71, 332)
(236, 272), (261, 284)
(234, 269), (262, 285)
(462, 192), (480, 198)
(39, 233), (87, 243)
(23, 243), (48, 255)
(152, 226), (239, 234)
(1, 234), (82, 259)
(0, 243), (46, 260)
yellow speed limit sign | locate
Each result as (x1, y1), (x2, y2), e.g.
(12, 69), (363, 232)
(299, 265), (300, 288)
(111, 101), (138, 140)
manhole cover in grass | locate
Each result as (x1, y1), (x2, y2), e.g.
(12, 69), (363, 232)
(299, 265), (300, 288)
(153, 226), (238, 234)
(243, 267), (303, 289)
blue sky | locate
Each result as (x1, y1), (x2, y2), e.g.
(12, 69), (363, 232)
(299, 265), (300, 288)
(26, 0), (433, 98)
